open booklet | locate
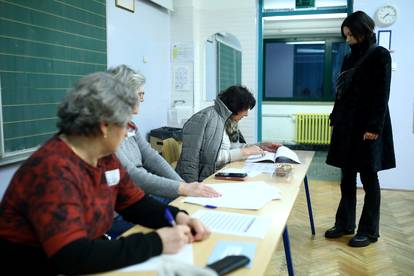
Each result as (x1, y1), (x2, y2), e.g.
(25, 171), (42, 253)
(245, 146), (301, 164)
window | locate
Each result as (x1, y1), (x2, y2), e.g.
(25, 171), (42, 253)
(263, 38), (348, 101)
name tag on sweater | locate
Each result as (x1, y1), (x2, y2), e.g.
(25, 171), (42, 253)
(105, 169), (120, 186)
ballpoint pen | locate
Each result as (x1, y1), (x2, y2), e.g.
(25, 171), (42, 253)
(164, 207), (176, 226)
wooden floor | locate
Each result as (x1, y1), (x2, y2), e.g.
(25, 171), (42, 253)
(264, 180), (414, 276)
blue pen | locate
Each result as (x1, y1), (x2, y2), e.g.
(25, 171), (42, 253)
(164, 208), (176, 226)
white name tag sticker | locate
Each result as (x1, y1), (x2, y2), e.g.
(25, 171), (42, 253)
(105, 169), (120, 186)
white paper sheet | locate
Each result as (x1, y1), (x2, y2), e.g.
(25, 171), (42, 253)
(220, 167), (261, 177)
(243, 163), (277, 175)
(117, 244), (193, 272)
(192, 210), (270, 239)
(183, 181), (281, 210)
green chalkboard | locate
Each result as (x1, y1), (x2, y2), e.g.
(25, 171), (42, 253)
(0, 0), (107, 156)
(218, 41), (241, 92)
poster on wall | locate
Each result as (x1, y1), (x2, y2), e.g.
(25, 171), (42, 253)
(171, 43), (193, 93)
(173, 63), (192, 92)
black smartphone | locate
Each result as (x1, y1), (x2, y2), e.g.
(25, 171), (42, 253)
(207, 255), (250, 275)
(215, 172), (248, 178)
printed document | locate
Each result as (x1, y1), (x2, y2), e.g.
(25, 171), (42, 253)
(192, 210), (270, 238)
(246, 146), (301, 164)
(183, 181), (281, 210)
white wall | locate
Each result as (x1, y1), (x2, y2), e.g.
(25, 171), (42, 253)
(107, 0), (171, 137)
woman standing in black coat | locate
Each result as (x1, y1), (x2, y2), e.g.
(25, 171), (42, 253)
(325, 11), (395, 247)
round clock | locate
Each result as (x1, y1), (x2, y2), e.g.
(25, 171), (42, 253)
(375, 5), (398, 27)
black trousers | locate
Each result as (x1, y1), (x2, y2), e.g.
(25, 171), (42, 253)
(334, 168), (381, 238)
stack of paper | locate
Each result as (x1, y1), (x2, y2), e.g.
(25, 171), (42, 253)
(183, 181), (281, 210)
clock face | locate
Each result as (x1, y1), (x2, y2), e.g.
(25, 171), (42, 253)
(376, 5), (397, 26)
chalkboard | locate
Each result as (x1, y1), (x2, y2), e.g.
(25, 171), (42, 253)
(217, 41), (241, 92)
(0, 0), (107, 158)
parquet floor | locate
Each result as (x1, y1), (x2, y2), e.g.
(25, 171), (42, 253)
(264, 180), (414, 276)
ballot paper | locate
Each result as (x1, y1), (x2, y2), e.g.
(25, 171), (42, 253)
(192, 209), (270, 239)
(183, 181), (282, 210)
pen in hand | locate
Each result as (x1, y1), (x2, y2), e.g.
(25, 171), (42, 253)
(164, 207), (176, 226)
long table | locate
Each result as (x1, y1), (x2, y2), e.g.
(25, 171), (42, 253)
(99, 150), (315, 276)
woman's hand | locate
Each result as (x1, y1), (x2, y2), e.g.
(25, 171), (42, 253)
(179, 182), (221, 198)
(363, 132), (379, 140)
(260, 141), (282, 152)
(156, 225), (192, 254)
(241, 145), (264, 157)
(176, 212), (211, 242)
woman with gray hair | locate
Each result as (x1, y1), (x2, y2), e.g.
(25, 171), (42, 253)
(108, 65), (220, 203)
(0, 72), (210, 275)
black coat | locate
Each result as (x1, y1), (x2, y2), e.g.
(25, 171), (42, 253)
(326, 39), (396, 172)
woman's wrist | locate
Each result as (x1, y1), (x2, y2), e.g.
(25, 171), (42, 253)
(175, 211), (191, 225)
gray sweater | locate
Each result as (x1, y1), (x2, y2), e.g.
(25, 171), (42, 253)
(116, 129), (182, 198)
(176, 99), (233, 182)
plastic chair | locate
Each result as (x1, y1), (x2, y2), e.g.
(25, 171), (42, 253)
(161, 138), (182, 168)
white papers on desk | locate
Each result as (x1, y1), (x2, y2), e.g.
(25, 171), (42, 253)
(246, 146), (301, 164)
(192, 209), (270, 239)
(117, 244), (193, 272)
(183, 181), (281, 210)
(220, 167), (261, 178)
(243, 163), (277, 175)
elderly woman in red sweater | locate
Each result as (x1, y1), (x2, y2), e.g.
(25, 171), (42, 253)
(0, 72), (209, 275)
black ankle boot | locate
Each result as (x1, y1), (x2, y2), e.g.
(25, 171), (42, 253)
(348, 234), (378, 247)
(325, 226), (355, 238)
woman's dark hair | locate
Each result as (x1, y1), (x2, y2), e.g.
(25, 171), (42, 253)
(218, 85), (256, 114)
(341, 11), (375, 42)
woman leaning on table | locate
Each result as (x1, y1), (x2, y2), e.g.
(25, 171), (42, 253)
(325, 11), (395, 247)
(176, 85), (281, 182)
(0, 72), (209, 275)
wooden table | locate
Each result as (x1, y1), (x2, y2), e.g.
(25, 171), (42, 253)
(99, 150), (315, 276)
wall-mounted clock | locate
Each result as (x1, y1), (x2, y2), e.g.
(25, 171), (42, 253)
(375, 5), (398, 27)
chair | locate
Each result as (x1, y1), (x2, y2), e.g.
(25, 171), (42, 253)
(161, 138), (182, 168)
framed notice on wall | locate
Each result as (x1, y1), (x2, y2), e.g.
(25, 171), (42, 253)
(116, 0), (135, 12)
(378, 30), (392, 50)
